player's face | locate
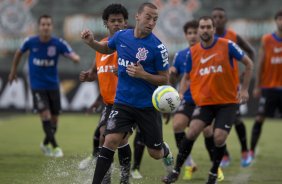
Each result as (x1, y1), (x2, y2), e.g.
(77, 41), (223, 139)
(136, 6), (158, 35)
(212, 10), (227, 29)
(38, 18), (53, 37)
(276, 16), (282, 32)
(198, 19), (215, 42)
(185, 28), (199, 46)
(105, 14), (127, 35)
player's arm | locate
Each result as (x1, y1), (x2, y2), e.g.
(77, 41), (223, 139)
(80, 59), (98, 82)
(8, 50), (24, 84)
(237, 35), (255, 61)
(66, 52), (80, 63)
(81, 29), (114, 54)
(169, 66), (179, 85)
(179, 73), (190, 100)
(229, 41), (254, 103)
(127, 63), (169, 85)
(239, 55), (254, 103)
(253, 39), (265, 98)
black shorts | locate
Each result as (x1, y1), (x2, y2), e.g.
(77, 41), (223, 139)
(105, 103), (163, 150)
(192, 104), (238, 133)
(97, 105), (113, 129)
(257, 89), (282, 117)
(175, 100), (196, 119)
(32, 89), (61, 115)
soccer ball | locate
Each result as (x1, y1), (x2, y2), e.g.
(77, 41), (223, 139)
(152, 85), (181, 113)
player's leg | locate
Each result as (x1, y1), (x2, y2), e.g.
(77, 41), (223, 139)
(92, 104), (135, 184)
(203, 125), (214, 162)
(163, 106), (212, 183)
(173, 101), (197, 180)
(49, 89), (63, 157)
(32, 90), (56, 157)
(206, 104), (237, 184)
(234, 116), (252, 167)
(250, 89), (275, 158)
(118, 138), (132, 184)
(93, 126), (100, 157)
(131, 128), (145, 179)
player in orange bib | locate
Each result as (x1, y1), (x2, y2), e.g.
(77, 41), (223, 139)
(250, 10), (282, 161)
(211, 7), (255, 168)
(78, 4), (131, 184)
(162, 16), (253, 184)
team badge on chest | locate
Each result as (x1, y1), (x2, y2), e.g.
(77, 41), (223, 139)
(136, 47), (149, 61)
(47, 46), (56, 57)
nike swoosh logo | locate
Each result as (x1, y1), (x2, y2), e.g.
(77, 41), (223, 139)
(154, 143), (162, 147)
(200, 53), (217, 64)
(224, 124), (231, 129)
(274, 47), (282, 53)
(101, 54), (114, 61)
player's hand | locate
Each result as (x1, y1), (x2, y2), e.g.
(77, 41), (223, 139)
(253, 87), (261, 98)
(8, 72), (17, 84)
(169, 66), (177, 75)
(79, 71), (89, 82)
(163, 113), (171, 124)
(238, 89), (249, 104)
(179, 93), (184, 100)
(111, 67), (118, 76)
(126, 61), (146, 78)
(81, 29), (95, 45)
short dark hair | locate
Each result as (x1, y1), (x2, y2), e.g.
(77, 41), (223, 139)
(38, 14), (52, 24)
(102, 4), (128, 21)
(274, 9), (282, 20)
(198, 16), (215, 27)
(212, 7), (226, 12)
(183, 20), (198, 34)
(138, 2), (158, 14)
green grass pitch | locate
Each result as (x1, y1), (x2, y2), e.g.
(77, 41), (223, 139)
(0, 114), (282, 184)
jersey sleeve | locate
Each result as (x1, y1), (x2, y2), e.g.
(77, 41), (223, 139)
(228, 40), (245, 61)
(108, 31), (120, 50)
(19, 37), (31, 53)
(58, 38), (73, 55)
(155, 43), (169, 71)
(185, 49), (192, 73)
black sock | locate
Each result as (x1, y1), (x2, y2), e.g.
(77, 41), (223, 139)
(175, 138), (195, 172)
(210, 144), (226, 174)
(132, 132), (145, 170)
(174, 132), (185, 149)
(51, 123), (57, 134)
(92, 147), (115, 184)
(42, 120), (58, 148)
(204, 136), (215, 161)
(251, 121), (263, 151)
(118, 144), (131, 182)
(92, 127), (100, 157)
(224, 146), (230, 157)
(235, 120), (248, 152)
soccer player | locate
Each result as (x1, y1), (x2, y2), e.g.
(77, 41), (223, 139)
(81, 2), (174, 184)
(162, 16), (253, 184)
(79, 4), (132, 184)
(212, 7), (255, 167)
(169, 20), (199, 180)
(8, 15), (80, 157)
(250, 10), (282, 160)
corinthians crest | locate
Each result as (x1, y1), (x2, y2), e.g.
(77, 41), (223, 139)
(136, 47), (149, 61)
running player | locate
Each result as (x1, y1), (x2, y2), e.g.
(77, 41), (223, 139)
(8, 15), (80, 157)
(81, 3), (174, 184)
(79, 4), (131, 184)
(250, 10), (282, 160)
(169, 20), (199, 180)
(162, 16), (253, 184)
(212, 7), (255, 167)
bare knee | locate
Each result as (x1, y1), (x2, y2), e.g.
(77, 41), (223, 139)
(40, 110), (51, 120)
(173, 114), (189, 132)
(103, 133), (124, 150)
(148, 148), (162, 159)
(186, 119), (205, 140)
(255, 115), (265, 123)
(213, 129), (228, 146)
(203, 125), (213, 137)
